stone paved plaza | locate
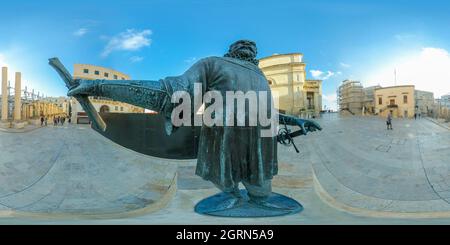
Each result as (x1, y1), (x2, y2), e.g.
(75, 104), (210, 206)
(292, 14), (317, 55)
(1, 115), (450, 224)
(310, 114), (450, 218)
(0, 124), (178, 218)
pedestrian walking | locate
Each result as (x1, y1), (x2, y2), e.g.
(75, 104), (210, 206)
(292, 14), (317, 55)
(40, 116), (44, 126)
(386, 112), (393, 130)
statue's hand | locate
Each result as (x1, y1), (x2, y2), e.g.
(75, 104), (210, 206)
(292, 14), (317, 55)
(67, 79), (99, 97)
(279, 113), (322, 135)
(296, 119), (322, 134)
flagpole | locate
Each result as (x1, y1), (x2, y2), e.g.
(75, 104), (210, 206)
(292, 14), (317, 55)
(394, 69), (397, 86)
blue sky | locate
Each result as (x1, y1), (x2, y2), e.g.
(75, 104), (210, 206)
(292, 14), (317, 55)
(1, 0), (450, 110)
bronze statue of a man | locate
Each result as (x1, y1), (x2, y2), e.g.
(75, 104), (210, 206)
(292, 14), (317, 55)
(67, 40), (321, 215)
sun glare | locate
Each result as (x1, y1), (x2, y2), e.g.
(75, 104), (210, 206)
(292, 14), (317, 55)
(365, 47), (450, 98)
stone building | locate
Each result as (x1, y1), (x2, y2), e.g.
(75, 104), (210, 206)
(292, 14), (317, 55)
(374, 85), (415, 118)
(435, 94), (450, 121)
(415, 90), (434, 116)
(362, 85), (382, 115)
(71, 64), (145, 124)
(259, 53), (322, 117)
(440, 94), (450, 108)
(338, 80), (364, 115)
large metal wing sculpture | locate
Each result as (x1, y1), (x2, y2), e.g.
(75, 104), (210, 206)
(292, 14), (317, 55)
(48, 58), (107, 131)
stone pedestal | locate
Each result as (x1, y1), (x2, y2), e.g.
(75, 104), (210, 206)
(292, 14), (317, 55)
(194, 190), (303, 217)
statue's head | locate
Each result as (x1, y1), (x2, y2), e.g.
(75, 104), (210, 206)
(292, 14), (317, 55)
(224, 40), (259, 65)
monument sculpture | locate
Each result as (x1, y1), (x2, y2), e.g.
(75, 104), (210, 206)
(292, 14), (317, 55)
(50, 40), (322, 217)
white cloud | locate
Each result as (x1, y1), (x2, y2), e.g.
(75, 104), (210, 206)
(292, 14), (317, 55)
(364, 47), (450, 98)
(73, 28), (88, 37)
(102, 29), (152, 57)
(310, 70), (324, 79)
(323, 71), (335, 80)
(310, 70), (335, 80)
(340, 62), (351, 68)
(322, 93), (338, 111)
(130, 56), (144, 63)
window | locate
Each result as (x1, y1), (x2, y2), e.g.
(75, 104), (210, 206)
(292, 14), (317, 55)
(120, 106), (124, 111)
(114, 75), (118, 79)
(390, 99), (395, 105)
(403, 95), (408, 104)
(378, 97), (382, 105)
(94, 70), (100, 75)
(83, 69), (89, 74)
(115, 106), (118, 111)
(104, 72), (109, 78)
(268, 80), (273, 85)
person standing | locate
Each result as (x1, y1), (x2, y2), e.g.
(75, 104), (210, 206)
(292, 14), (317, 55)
(387, 112), (393, 130)
(40, 116), (44, 126)
(44, 117), (48, 126)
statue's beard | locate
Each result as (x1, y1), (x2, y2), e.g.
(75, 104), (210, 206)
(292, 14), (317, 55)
(224, 49), (259, 66)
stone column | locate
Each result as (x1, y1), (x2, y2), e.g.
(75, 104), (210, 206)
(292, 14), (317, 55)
(1, 67), (8, 121)
(37, 102), (41, 117)
(14, 72), (21, 121)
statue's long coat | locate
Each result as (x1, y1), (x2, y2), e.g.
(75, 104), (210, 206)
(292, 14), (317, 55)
(163, 56), (278, 191)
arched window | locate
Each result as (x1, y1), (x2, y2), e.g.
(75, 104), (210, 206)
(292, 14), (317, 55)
(99, 105), (110, 113)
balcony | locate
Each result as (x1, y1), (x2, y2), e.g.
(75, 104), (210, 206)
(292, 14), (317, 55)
(387, 104), (398, 108)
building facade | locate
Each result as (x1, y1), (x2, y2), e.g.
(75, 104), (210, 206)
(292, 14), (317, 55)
(374, 85), (415, 118)
(71, 64), (145, 124)
(362, 85), (382, 115)
(338, 80), (364, 115)
(437, 94), (450, 109)
(435, 94), (450, 121)
(259, 53), (322, 117)
(415, 90), (434, 116)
